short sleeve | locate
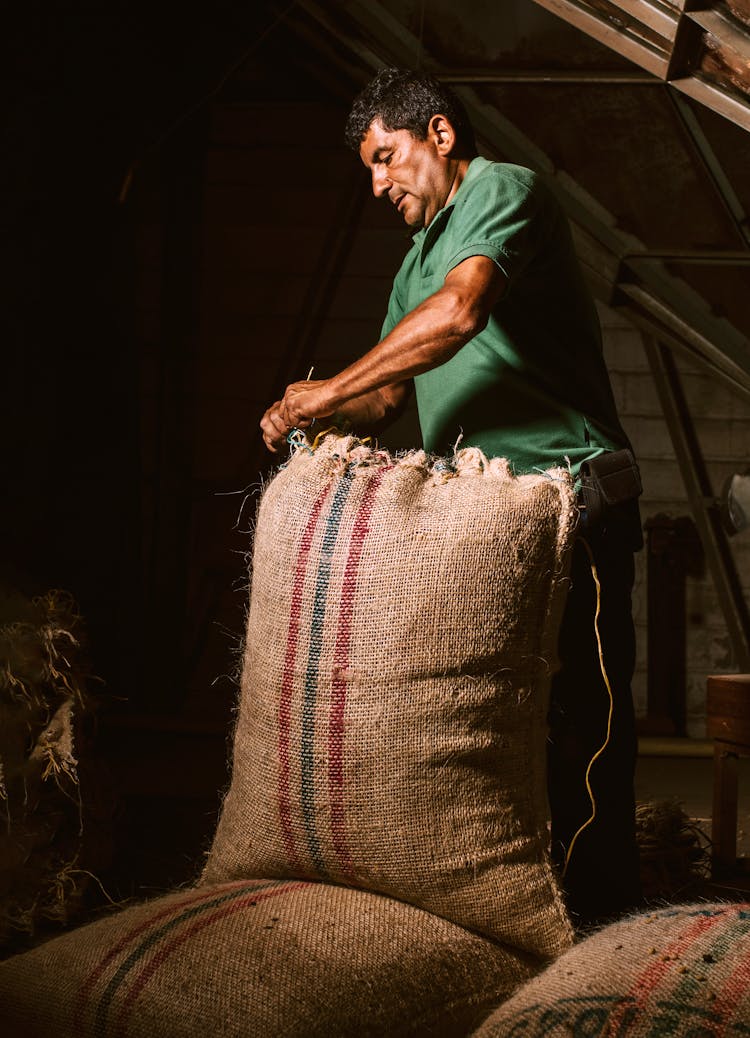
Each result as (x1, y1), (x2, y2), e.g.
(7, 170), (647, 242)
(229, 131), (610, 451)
(444, 170), (545, 285)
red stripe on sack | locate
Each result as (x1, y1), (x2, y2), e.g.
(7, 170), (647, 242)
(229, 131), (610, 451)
(72, 880), (264, 1032)
(701, 907), (750, 1033)
(608, 908), (730, 1031)
(278, 482), (333, 871)
(112, 881), (312, 1038)
(328, 470), (389, 878)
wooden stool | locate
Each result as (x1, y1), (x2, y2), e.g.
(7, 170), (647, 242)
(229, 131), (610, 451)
(707, 674), (750, 880)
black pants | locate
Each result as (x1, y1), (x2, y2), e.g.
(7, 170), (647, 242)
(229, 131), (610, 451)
(547, 515), (641, 927)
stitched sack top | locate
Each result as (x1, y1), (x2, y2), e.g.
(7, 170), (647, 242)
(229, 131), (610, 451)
(203, 434), (578, 960)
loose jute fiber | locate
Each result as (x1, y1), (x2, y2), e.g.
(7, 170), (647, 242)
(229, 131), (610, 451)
(203, 433), (577, 960)
(0, 879), (538, 1037)
(0, 589), (92, 947)
(471, 900), (750, 1036)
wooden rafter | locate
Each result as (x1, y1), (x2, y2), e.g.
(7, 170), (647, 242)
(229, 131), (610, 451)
(530, 0), (750, 133)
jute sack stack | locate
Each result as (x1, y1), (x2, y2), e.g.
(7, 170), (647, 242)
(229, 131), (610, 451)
(471, 900), (750, 1036)
(204, 433), (578, 960)
(0, 433), (578, 1035)
(0, 879), (539, 1037)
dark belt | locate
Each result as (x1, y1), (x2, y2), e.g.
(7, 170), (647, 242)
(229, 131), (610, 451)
(578, 448), (644, 550)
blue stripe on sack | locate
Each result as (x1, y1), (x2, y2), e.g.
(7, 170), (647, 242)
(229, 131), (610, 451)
(300, 467), (355, 875)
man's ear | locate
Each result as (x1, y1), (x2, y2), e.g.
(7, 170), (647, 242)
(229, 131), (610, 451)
(428, 114), (456, 156)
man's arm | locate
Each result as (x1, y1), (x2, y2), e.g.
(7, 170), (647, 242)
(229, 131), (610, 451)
(261, 380), (412, 454)
(260, 254), (506, 452)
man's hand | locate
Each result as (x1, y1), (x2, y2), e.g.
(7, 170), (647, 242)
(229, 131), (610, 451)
(260, 380), (336, 454)
(260, 399), (289, 454)
(278, 380), (335, 429)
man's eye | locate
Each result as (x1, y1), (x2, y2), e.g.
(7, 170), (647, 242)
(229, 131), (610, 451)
(383, 154), (392, 167)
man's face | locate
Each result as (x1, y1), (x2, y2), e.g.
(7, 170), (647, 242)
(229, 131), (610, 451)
(359, 117), (453, 230)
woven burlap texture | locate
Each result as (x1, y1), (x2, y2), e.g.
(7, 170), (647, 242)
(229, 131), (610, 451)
(471, 900), (750, 1036)
(204, 434), (578, 960)
(0, 879), (537, 1037)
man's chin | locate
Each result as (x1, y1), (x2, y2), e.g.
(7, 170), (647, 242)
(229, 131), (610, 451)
(403, 211), (424, 230)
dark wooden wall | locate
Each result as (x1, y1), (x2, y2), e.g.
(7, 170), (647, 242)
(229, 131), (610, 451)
(112, 90), (418, 892)
(130, 95), (415, 722)
(3, 10), (415, 898)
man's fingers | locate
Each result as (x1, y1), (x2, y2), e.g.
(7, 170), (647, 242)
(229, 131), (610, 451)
(278, 400), (301, 430)
(283, 410), (312, 430)
(260, 402), (292, 454)
(267, 410), (288, 438)
(261, 377), (332, 455)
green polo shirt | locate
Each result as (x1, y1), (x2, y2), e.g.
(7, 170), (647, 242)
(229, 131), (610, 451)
(380, 157), (629, 475)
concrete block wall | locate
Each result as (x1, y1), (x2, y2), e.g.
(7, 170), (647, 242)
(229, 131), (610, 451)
(598, 302), (750, 737)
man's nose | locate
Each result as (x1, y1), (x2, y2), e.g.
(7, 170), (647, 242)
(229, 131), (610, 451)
(371, 166), (391, 198)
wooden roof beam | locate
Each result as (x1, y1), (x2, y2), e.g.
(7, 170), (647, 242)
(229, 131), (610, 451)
(529, 0), (750, 132)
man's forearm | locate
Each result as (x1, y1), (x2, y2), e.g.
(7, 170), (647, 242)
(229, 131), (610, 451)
(320, 288), (476, 415)
(332, 383), (409, 430)
(315, 256), (505, 416)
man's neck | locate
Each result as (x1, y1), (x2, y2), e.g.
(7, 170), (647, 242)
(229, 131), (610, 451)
(445, 157), (472, 207)
(424, 156), (473, 230)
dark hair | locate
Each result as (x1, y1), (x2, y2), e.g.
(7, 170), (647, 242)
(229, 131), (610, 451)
(344, 68), (477, 158)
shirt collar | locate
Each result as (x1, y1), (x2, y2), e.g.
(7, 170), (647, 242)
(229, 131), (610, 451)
(411, 156), (491, 249)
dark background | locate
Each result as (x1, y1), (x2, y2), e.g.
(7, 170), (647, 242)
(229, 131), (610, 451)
(1, 4), (407, 902)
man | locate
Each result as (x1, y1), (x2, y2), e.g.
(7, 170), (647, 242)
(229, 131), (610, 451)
(260, 68), (642, 926)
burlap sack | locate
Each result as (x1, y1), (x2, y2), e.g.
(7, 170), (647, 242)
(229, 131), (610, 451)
(204, 434), (577, 959)
(0, 879), (538, 1037)
(471, 900), (750, 1036)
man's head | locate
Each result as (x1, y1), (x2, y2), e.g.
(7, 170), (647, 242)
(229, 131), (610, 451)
(345, 68), (478, 230)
